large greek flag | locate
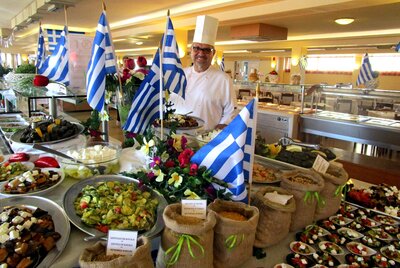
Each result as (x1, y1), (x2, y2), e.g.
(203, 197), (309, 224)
(38, 26), (69, 85)
(35, 26), (45, 69)
(123, 16), (186, 133)
(123, 49), (161, 133)
(220, 55), (225, 72)
(46, 29), (84, 53)
(86, 10), (117, 113)
(356, 54), (374, 86)
(191, 99), (257, 202)
(162, 16), (186, 98)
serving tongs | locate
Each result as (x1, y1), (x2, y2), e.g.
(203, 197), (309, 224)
(278, 137), (320, 150)
(32, 143), (84, 164)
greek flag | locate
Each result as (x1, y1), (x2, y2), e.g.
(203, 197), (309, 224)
(123, 16), (186, 133)
(86, 10), (117, 113)
(356, 54), (374, 86)
(46, 29), (84, 53)
(220, 55), (225, 72)
(123, 49), (161, 133)
(163, 16), (186, 98)
(35, 26), (45, 69)
(38, 26), (69, 86)
(191, 99), (257, 202)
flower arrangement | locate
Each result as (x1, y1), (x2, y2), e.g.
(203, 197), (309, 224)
(81, 110), (103, 140)
(123, 130), (232, 204)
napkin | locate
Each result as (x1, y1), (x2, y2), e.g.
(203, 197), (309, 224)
(264, 191), (293, 205)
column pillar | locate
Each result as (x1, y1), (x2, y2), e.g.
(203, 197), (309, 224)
(291, 46), (307, 84)
(175, 29), (189, 67)
(353, 54), (363, 86)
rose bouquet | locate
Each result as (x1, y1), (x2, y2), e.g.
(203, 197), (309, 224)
(123, 130), (232, 203)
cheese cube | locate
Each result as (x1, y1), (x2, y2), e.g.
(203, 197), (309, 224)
(9, 230), (19, 240)
(11, 216), (23, 224)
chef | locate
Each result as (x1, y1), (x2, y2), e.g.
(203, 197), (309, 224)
(170, 15), (237, 131)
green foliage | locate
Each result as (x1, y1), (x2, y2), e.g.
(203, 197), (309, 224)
(122, 131), (232, 204)
(15, 64), (36, 74)
(81, 110), (102, 136)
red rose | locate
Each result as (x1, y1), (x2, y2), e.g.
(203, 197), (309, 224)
(164, 160), (175, 168)
(33, 75), (49, 87)
(178, 149), (194, 167)
(189, 163), (198, 175)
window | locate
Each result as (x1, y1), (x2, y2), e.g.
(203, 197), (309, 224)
(369, 53), (400, 72)
(306, 54), (355, 72)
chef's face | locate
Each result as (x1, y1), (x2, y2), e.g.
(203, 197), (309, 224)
(191, 43), (215, 71)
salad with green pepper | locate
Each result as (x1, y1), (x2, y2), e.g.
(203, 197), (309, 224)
(74, 181), (159, 233)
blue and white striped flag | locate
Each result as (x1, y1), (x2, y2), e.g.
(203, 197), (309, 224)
(46, 29), (84, 53)
(191, 99), (258, 202)
(123, 49), (161, 133)
(123, 16), (186, 133)
(38, 26), (69, 85)
(86, 10), (117, 113)
(220, 55), (225, 72)
(35, 26), (45, 69)
(162, 16), (186, 98)
(356, 54), (374, 86)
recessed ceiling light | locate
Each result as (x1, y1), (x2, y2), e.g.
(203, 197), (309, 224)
(136, 41), (143, 45)
(335, 18), (354, 25)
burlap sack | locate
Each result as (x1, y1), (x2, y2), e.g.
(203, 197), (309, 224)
(314, 162), (349, 221)
(279, 170), (324, 231)
(156, 203), (216, 268)
(79, 236), (154, 268)
(207, 199), (259, 268)
(251, 186), (296, 248)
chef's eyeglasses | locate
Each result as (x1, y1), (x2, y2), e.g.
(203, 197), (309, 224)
(192, 46), (214, 54)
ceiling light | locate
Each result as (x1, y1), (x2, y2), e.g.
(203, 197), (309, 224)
(260, 50), (286, 53)
(223, 50), (250, 54)
(136, 41), (143, 45)
(335, 18), (354, 25)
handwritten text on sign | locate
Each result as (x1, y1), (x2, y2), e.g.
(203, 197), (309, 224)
(181, 199), (207, 219)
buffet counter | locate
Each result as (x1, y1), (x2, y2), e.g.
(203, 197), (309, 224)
(300, 111), (400, 150)
(0, 176), (373, 268)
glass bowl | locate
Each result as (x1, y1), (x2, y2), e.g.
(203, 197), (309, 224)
(57, 141), (121, 179)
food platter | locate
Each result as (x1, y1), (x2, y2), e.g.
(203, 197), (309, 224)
(252, 157), (281, 184)
(0, 168), (65, 197)
(63, 175), (168, 239)
(10, 122), (84, 145)
(254, 154), (306, 171)
(0, 195), (70, 268)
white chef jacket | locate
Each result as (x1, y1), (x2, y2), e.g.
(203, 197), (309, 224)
(169, 66), (237, 131)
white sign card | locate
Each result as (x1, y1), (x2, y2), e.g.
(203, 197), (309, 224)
(312, 154), (330, 174)
(106, 230), (138, 256)
(181, 199), (207, 219)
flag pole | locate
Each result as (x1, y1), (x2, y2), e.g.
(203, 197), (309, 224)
(35, 21), (41, 75)
(159, 10), (169, 140)
(248, 83), (259, 205)
(102, 1), (123, 137)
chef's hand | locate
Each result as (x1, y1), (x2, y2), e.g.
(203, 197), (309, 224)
(215, 124), (227, 130)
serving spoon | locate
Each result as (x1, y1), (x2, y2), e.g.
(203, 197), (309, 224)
(278, 137), (320, 150)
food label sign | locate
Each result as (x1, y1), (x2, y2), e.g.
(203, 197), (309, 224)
(312, 154), (329, 174)
(182, 199), (207, 219)
(107, 230), (138, 256)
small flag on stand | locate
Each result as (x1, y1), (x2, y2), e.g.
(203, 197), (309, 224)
(38, 26), (69, 85)
(123, 15), (186, 134)
(86, 10), (117, 113)
(35, 25), (45, 69)
(356, 53), (374, 86)
(162, 16), (186, 98)
(123, 49), (162, 133)
(191, 99), (258, 202)
(220, 55), (225, 72)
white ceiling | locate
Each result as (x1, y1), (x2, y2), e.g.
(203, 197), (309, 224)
(1, 0), (400, 58)
(0, 0), (32, 28)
